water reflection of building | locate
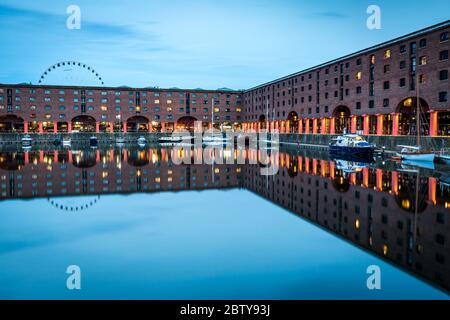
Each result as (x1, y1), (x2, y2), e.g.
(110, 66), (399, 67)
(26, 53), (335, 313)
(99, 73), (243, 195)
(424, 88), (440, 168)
(243, 154), (450, 293)
(0, 149), (242, 198)
(1, 148), (449, 293)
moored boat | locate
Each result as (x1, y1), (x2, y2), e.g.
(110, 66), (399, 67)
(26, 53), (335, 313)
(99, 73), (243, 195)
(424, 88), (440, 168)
(137, 136), (146, 147)
(21, 134), (33, 147)
(89, 136), (98, 147)
(62, 137), (71, 146)
(329, 134), (375, 157)
(396, 145), (435, 162)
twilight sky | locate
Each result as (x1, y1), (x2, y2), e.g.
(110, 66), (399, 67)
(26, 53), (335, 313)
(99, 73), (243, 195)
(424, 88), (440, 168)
(0, 0), (449, 90)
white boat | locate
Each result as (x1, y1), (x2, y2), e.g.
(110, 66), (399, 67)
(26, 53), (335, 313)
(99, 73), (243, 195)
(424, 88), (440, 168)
(21, 134), (33, 146)
(329, 134), (375, 159)
(397, 145), (435, 162)
(158, 135), (192, 144)
(115, 137), (125, 144)
(335, 159), (369, 175)
(62, 137), (71, 146)
(137, 136), (146, 147)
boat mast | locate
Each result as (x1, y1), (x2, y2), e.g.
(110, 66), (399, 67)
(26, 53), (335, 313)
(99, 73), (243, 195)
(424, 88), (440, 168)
(416, 72), (421, 148)
(211, 98), (214, 132)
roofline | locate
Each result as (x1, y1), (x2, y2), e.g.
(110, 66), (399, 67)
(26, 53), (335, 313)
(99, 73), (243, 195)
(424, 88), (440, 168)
(245, 19), (450, 92)
(0, 83), (244, 94)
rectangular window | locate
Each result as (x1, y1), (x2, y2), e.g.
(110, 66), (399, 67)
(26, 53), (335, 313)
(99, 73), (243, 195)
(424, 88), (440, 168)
(440, 32), (449, 42)
(419, 56), (427, 66)
(439, 92), (448, 102)
(400, 78), (406, 87)
(440, 50), (449, 61)
(439, 70), (449, 80)
(419, 38), (427, 48)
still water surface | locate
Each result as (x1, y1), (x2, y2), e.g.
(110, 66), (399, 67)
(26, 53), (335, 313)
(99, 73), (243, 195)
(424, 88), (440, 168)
(0, 146), (449, 299)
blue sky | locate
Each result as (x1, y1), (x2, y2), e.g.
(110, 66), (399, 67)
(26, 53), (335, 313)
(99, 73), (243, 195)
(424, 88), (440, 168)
(0, 0), (449, 90)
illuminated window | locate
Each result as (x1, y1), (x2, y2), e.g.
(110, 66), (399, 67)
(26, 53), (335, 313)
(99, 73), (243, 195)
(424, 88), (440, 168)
(167, 107), (172, 112)
(214, 107), (220, 113)
(236, 107), (241, 112)
(155, 177), (161, 183)
(384, 49), (391, 59)
(101, 106), (108, 111)
(167, 99), (172, 104)
(419, 56), (427, 65)
(355, 219), (360, 230)
(154, 99), (160, 104)
(356, 72), (362, 80)
(382, 245), (389, 256)
(45, 114), (51, 119)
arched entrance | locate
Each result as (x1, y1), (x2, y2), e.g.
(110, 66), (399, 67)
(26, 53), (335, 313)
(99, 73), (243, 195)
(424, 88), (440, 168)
(287, 111), (299, 133)
(0, 115), (24, 133)
(72, 150), (97, 168)
(127, 149), (150, 167)
(127, 116), (149, 132)
(396, 97), (430, 136)
(72, 115), (96, 133)
(176, 116), (197, 132)
(333, 106), (351, 134)
(0, 152), (25, 170)
(258, 115), (267, 130)
(57, 122), (69, 133)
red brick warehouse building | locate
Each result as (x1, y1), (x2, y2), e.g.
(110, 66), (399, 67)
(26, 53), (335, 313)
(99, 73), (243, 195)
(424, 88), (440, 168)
(0, 20), (449, 136)
(242, 20), (450, 137)
(0, 86), (243, 133)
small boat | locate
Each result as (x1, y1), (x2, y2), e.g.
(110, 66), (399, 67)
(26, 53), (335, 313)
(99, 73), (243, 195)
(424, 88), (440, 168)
(158, 136), (183, 144)
(89, 136), (98, 147)
(396, 145), (435, 162)
(436, 148), (450, 164)
(334, 159), (369, 175)
(401, 158), (435, 171)
(329, 134), (375, 157)
(115, 137), (125, 144)
(21, 134), (33, 146)
(137, 136), (146, 147)
(62, 137), (71, 146)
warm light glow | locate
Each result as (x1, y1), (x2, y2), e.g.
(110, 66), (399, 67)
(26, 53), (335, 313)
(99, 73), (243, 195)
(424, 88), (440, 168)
(403, 98), (413, 107)
(356, 71), (362, 80)
(155, 177), (160, 183)
(401, 199), (411, 210)
(383, 245), (389, 256)
(384, 49), (391, 59)
(102, 171), (108, 178)
(355, 219), (360, 230)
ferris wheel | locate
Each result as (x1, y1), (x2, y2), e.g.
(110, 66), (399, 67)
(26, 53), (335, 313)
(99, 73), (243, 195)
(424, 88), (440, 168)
(47, 195), (101, 212)
(38, 61), (105, 86)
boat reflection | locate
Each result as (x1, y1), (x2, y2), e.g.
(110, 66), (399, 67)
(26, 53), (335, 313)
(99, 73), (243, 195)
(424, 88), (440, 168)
(0, 146), (449, 294)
